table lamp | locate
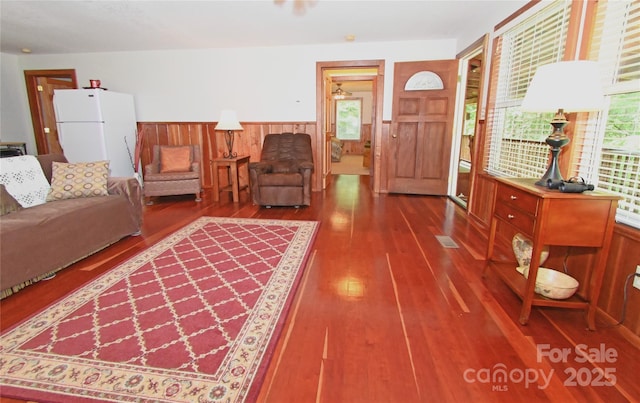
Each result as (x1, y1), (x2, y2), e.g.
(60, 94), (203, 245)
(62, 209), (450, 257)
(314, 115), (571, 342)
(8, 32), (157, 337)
(521, 60), (604, 186)
(215, 109), (243, 158)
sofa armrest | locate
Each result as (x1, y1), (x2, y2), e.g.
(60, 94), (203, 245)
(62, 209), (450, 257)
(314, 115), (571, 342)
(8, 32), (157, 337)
(107, 177), (143, 229)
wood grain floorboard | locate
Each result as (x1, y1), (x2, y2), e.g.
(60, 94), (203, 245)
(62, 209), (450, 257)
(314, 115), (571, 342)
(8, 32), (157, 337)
(1, 175), (638, 402)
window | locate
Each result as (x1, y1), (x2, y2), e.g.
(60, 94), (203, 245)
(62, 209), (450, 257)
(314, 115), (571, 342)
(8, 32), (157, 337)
(577, 0), (640, 228)
(484, 0), (640, 229)
(484, 1), (572, 177)
(335, 99), (362, 141)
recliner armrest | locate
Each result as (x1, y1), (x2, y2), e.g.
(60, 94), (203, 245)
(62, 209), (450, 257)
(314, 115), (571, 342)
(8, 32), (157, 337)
(249, 162), (273, 174)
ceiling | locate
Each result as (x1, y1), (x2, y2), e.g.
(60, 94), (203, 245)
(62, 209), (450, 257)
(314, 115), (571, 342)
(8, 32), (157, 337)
(0, 0), (527, 55)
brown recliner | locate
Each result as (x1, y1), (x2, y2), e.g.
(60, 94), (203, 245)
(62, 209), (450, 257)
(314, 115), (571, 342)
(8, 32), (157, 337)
(143, 145), (202, 204)
(249, 133), (314, 207)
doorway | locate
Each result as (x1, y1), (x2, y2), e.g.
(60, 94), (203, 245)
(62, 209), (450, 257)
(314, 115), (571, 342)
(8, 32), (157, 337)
(450, 35), (489, 209)
(329, 77), (373, 176)
(388, 60), (459, 195)
(24, 69), (78, 155)
(316, 60), (384, 193)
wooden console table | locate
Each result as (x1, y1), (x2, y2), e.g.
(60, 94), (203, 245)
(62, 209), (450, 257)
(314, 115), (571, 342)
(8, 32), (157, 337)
(483, 177), (619, 330)
(212, 155), (250, 203)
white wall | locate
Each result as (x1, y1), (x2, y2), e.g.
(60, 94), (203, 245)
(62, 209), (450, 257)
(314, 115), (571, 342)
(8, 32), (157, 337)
(17, 39), (454, 119)
(5, 39), (455, 151)
(1, 53), (34, 153)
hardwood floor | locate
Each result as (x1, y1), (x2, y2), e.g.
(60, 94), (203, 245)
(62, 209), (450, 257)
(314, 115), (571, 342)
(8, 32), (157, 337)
(2, 174), (639, 402)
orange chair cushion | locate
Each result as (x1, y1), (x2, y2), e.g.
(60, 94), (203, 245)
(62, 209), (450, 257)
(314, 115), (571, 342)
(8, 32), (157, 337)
(160, 146), (192, 173)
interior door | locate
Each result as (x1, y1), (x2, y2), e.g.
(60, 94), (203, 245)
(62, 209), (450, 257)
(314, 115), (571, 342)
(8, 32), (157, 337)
(388, 60), (458, 195)
(39, 78), (76, 155)
(36, 77), (74, 154)
(454, 56), (482, 207)
(24, 70), (77, 155)
(323, 74), (333, 188)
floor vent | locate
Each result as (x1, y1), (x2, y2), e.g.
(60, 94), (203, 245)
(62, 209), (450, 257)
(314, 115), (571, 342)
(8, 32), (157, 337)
(436, 235), (459, 249)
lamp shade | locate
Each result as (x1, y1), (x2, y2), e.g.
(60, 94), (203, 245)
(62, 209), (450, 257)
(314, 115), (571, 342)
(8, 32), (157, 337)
(214, 109), (243, 131)
(521, 61), (605, 112)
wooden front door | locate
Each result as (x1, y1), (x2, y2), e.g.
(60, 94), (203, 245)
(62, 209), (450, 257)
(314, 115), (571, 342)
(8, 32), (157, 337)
(388, 60), (458, 195)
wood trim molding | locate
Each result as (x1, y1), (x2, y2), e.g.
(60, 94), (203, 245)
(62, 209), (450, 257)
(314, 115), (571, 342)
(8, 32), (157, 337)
(494, 0), (541, 31)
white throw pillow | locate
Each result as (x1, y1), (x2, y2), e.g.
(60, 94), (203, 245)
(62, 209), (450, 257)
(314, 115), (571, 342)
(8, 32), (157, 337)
(0, 155), (51, 208)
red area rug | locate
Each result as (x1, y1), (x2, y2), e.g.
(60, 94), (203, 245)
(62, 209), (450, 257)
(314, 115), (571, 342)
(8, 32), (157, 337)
(0, 216), (318, 402)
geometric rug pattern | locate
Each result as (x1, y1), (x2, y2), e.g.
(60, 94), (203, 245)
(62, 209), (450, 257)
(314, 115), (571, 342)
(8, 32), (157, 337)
(0, 216), (318, 402)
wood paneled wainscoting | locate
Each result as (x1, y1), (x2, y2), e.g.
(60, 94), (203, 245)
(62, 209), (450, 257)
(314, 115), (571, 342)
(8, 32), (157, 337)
(470, 174), (640, 342)
(599, 225), (640, 338)
(137, 122), (317, 191)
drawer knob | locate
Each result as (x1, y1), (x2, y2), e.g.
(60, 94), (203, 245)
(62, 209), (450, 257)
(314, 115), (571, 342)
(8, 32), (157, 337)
(510, 195), (518, 200)
(508, 214), (515, 219)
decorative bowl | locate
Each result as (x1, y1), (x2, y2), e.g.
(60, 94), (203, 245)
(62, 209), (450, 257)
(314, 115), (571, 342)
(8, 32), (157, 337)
(523, 267), (579, 299)
(512, 233), (549, 272)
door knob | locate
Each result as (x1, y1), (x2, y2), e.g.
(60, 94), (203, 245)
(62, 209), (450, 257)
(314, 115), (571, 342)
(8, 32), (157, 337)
(392, 134), (397, 138)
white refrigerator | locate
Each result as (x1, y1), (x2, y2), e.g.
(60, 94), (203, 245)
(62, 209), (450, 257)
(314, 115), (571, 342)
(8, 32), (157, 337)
(54, 89), (137, 178)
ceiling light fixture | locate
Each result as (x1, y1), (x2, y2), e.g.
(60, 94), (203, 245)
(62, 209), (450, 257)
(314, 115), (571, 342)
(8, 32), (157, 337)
(332, 83), (352, 99)
(21, 48), (32, 54)
(273, 0), (317, 15)
(345, 34), (356, 42)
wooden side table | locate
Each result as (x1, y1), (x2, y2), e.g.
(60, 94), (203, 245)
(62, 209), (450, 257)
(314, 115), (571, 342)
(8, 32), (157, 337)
(212, 155), (250, 203)
(483, 177), (620, 330)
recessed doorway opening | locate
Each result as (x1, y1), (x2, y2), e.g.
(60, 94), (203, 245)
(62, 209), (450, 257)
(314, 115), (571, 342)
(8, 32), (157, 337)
(316, 60), (384, 192)
(450, 35), (488, 209)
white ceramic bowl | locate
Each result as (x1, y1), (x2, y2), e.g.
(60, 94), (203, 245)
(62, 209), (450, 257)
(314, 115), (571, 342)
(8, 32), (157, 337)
(523, 267), (579, 299)
(512, 233), (549, 271)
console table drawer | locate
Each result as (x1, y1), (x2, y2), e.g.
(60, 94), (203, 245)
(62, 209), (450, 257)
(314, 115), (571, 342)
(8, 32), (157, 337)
(494, 202), (535, 236)
(496, 183), (538, 216)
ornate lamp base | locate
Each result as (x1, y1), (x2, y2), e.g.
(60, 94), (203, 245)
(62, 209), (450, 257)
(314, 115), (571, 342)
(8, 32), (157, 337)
(223, 130), (237, 159)
(535, 110), (570, 187)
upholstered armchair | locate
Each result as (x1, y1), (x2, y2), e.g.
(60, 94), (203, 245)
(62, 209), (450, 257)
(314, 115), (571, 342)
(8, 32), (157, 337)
(143, 145), (202, 204)
(249, 133), (314, 207)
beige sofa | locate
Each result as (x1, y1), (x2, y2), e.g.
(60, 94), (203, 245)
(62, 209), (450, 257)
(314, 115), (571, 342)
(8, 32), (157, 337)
(0, 154), (143, 298)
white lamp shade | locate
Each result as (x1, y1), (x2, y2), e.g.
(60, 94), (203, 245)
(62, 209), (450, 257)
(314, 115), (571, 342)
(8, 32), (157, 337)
(215, 109), (243, 130)
(521, 61), (605, 113)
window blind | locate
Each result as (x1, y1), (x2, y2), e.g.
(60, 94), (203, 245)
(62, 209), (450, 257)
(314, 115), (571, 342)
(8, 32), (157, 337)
(484, 1), (572, 178)
(577, 0), (640, 228)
